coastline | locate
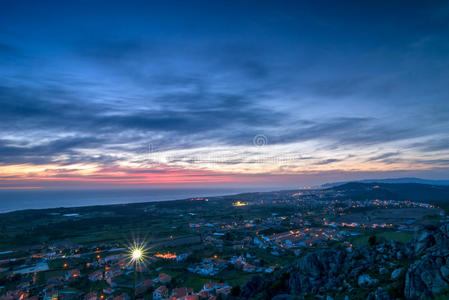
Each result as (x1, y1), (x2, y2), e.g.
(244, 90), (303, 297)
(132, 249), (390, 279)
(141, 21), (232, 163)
(0, 187), (279, 214)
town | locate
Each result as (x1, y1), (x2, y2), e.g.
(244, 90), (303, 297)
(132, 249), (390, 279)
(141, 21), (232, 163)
(0, 183), (447, 299)
(2, 0), (449, 298)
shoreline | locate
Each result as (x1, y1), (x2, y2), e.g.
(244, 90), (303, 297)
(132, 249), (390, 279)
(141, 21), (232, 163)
(0, 187), (286, 215)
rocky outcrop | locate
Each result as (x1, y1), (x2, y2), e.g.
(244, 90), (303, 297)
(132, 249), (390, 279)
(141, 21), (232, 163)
(285, 241), (408, 297)
(404, 224), (449, 299)
(240, 222), (449, 300)
(240, 275), (267, 298)
(288, 249), (346, 294)
(413, 230), (436, 255)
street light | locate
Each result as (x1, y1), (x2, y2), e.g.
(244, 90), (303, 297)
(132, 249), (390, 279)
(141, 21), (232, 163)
(129, 246), (144, 300)
(132, 249), (142, 262)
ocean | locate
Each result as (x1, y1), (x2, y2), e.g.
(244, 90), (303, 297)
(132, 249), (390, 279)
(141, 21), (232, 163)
(0, 187), (274, 213)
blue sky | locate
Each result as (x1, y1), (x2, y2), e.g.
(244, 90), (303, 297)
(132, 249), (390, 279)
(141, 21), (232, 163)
(1, 0), (449, 189)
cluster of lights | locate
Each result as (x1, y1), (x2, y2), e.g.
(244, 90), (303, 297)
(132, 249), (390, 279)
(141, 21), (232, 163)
(155, 252), (177, 259)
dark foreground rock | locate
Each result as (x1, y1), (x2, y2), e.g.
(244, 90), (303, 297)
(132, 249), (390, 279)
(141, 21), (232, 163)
(404, 223), (449, 299)
(232, 222), (449, 300)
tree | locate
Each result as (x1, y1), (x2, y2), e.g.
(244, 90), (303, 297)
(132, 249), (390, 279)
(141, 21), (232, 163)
(368, 235), (377, 246)
(231, 285), (241, 296)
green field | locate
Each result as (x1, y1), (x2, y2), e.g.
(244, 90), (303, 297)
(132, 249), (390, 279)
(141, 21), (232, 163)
(352, 230), (414, 247)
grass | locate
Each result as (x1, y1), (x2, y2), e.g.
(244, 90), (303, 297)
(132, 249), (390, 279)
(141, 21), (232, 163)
(181, 276), (211, 291)
(216, 269), (253, 287)
(352, 231), (413, 247)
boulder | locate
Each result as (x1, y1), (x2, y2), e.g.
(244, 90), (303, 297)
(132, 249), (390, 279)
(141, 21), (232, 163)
(349, 265), (365, 279)
(367, 287), (393, 300)
(441, 265), (449, 279)
(414, 230), (435, 254)
(272, 295), (295, 300)
(439, 223), (449, 238)
(241, 275), (265, 298)
(404, 255), (449, 299)
(391, 268), (403, 280)
(357, 274), (378, 286)
(288, 250), (346, 295)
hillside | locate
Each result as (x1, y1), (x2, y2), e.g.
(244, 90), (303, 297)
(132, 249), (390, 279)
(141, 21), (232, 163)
(326, 182), (449, 209)
(322, 178), (449, 188)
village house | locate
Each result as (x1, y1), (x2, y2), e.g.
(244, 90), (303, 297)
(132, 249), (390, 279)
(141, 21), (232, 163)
(43, 288), (59, 300)
(3, 289), (29, 300)
(103, 287), (115, 294)
(46, 275), (64, 285)
(64, 269), (80, 280)
(153, 285), (168, 299)
(135, 279), (154, 295)
(107, 276), (133, 289)
(216, 286), (232, 296)
(104, 264), (123, 279)
(188, 255), (229, 276)
(202, 282), (229, 291)
(110, 293), (130, 300)
(198, 290), (210, 298)
(157, 273), (172, 283)
(88, 270), (103, 281)
(102, 254), (125, 264)
(171, 287), (193, 300)
(83, 291), (98, 300)
(243, 263), (257, 272)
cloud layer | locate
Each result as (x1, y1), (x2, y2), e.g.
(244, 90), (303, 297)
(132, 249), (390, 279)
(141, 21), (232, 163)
(0, 1), (449, 188)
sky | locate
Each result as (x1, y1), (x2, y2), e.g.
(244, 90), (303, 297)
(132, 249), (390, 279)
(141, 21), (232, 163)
(1, 0), (449, 189)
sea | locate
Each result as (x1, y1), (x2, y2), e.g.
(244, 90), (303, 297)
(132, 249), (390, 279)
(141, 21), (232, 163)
(0, 187), (276, 213)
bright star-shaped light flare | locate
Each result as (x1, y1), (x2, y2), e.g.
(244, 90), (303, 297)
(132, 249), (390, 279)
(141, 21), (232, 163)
(132, 248), (142, 261)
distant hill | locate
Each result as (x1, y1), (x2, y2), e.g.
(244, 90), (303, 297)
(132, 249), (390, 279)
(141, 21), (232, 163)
(326, 182), (449, 210)
(321, 177), (449, 188)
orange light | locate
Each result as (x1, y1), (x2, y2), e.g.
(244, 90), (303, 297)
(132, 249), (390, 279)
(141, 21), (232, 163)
(155, 252), (177, 259)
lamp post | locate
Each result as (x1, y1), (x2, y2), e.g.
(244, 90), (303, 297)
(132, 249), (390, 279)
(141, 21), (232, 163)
(131, 248), (142, 300)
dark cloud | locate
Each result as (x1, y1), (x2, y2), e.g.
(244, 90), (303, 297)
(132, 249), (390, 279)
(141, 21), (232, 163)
(314, 159), (342, 165)
(367, 152), (401, 162)
(0, 136), (105, 164)
(410, 138), (449, 152)
(0, 0), (448, 179)
(0, 82), (281, 135)
(0, 76), (445, 167)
